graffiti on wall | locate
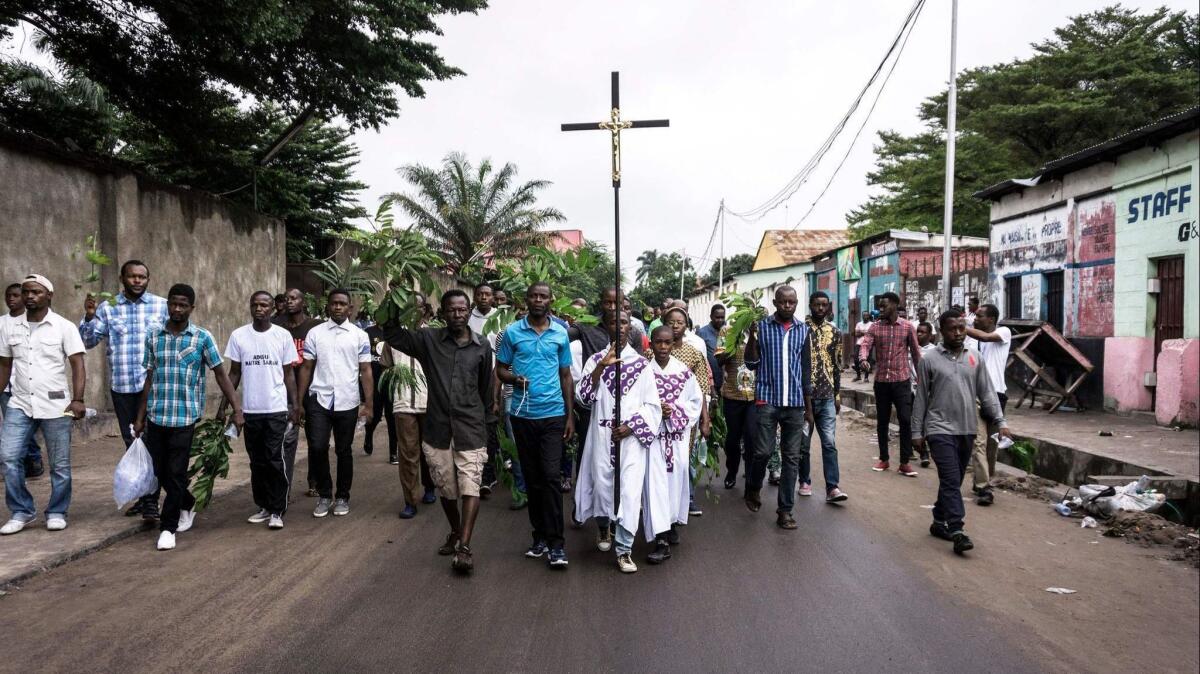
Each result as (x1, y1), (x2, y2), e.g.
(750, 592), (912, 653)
(991, 207), (1070, 270)
(1066, 195), (1116, 337)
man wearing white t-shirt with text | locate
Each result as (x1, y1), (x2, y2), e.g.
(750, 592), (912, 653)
(964, 303), (1011, 507)
(222, 292), (300, 529)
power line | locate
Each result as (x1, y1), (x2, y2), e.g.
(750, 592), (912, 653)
(723, 0), (926, 223)
(787, 0), (924, 231)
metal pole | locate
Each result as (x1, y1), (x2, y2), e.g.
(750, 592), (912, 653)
(940, 0), (958, 312)
(679, 249), (686, 299)
(718, 201), (725, 297)
(612, 182), (622, 513)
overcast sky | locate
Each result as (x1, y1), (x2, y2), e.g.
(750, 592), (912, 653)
(350, 0), (1193, 278)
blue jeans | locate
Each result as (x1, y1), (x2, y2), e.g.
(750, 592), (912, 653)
(0, 392), (42, 462)
(614, 522), (636, 556)
(1, 407), (73, 519)
(751, 404), (806, 514)
(799, 398), (840, 493)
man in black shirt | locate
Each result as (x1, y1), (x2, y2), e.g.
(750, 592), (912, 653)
(277, 289), (324, 498)
(383, 289), (493, 575)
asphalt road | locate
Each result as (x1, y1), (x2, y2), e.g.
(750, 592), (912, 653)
(1, 440), (1039, 673)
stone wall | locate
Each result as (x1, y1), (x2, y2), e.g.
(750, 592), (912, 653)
(0, 130), (286, 413)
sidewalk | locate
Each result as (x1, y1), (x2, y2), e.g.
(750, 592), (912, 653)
(839, 375), (1200, 519)
(0, 426), (307, 588)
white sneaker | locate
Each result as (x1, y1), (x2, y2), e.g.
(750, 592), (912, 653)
(616, 553), (638, 574)
(46, 515), (68, 531)
(247, 508), (270, 524)
(157, 531), (176, 550)
(176, 509), (196, 533)
(268, 514), (284, 530)
(0, 518), (31, 535)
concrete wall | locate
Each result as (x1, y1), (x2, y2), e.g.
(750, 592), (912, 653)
(1155, 339), (1199, 426)
(0, 133), (286, 412)
(1102, 337), (1155, 413)
(898, 249), (989, 316)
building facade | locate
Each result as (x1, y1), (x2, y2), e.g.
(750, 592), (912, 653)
(977, 108), (1198, 425)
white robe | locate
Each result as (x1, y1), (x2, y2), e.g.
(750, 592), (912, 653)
(573, 346), (663, 538)
(647, 357), (704, 529)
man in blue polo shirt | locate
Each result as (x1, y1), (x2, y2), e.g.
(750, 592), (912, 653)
(496, 281), (575, 569)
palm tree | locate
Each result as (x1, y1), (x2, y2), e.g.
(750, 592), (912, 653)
(635, 250), (660, 284)
(387, 153), (566, 273)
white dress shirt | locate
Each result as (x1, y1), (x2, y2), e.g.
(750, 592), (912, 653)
(0, 309), (85, 419)
(302, 319), (371, 411)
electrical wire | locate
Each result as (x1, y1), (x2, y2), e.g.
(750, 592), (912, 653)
(787, 0), (924, 231)
(723, 0), (926, 222)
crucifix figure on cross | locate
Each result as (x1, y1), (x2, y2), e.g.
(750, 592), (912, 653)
(561, 71), (668, 516)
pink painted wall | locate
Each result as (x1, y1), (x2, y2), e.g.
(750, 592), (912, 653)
(1155, 339), (1199, 427)
(1103, 337), (1155, 412)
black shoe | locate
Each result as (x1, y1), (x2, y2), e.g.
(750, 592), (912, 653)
(919, 452), (930, 468)
(776, 513), (798, 530)
(723, 476), (736, 490)
(363, 443), (373, 456)
(438, 531), (460, 556)
(560, 476), (573, 494)
(388, 452), (399, 465)
(767, 472), (781, 486)
(664, 525), (680, 546)
(647, 540), (672, 564)
(124, 502), (143, 517)
(451, 543), (474, 574)
(745, 490), (762, 513)
(929, 521), (953, 541)
(952, 532), (974, 555)
(976, 489), (994, 507)
(141, 505), (160, 522)
(24, 457), (44, 478)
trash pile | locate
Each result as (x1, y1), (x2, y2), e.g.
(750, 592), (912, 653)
(1048, 475), (1199, 567)
(992, 475), (1056, 500)
(1102, 511), (1200, 567)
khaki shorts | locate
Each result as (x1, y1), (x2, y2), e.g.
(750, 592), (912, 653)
(422, 442), (486, 500)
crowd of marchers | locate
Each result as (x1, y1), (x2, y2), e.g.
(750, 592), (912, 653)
(0, 261), (1012, 571)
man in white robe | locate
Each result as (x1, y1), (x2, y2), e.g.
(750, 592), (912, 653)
(644, 325), (703, 564)
(574, 312), (662, 574)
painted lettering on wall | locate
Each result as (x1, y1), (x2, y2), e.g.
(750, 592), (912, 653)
(1178, 220), (1199, 242)
(1126, 184), (1192, 223)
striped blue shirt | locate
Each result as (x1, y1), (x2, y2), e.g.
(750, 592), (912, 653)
(143, 323), (222, 427)
(745, 316), (812, 408)
(79, 292), (168, 393)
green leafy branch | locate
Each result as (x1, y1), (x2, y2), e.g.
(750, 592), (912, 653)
(1008, 440), (1038, 474)
(70, 234), (117, 305)
(188, 419), (234, 512)
(720, 289), (768, 353)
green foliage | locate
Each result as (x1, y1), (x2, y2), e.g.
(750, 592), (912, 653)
(701, 254), (755, 287)
(494, 422), (523, 502)
(478, 244), (607, 336)
(848, 6), (1200, 239)
(70, 234), (116, 305)
(188, 419), (234, 512)
(378, 362), (426, 400)
(388, 153), (566, 274)
(1009, 440), (1038, 475)
(720, 290), (768, 353)
(630, 249), (693, 310)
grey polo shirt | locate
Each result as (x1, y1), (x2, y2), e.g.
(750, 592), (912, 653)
(912, 343), (1007, 439)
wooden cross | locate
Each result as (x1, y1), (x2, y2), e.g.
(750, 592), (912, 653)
(561, 71), (668, 516)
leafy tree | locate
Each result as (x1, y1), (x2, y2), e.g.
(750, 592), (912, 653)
(848, 5), (1199, 239)
(701, 253), (755, 287)
(629, 249), (693, 310)
(3, 1), (486, 150)
(388, 153), (566, 273)
(635, 250), (660, 284)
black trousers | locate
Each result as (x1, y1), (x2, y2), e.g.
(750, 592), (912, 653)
(722, 398), (758, 480)
(511, 415), (567, 549)
(244, 413), (290, 515)
(144, 422), (196, 533)
(929, 434), (975, 532)
(874, 381), (914, 464)
(112, 389), (162, 509)
(304, 395), (356, 500)
(573, 405), (592, 478)
(364, 389), (397, 456)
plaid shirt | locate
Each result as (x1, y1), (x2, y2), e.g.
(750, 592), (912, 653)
(79, 292), (168, 393)
(143, 323), (222, 427)
(745, 316), (811, 408)
(805, 317), (842, 399)
(858, 317), (922, 383)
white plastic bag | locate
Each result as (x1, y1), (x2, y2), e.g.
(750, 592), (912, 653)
(113, 436), (158, 509)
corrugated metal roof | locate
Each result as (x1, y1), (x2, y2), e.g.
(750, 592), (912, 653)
(760, 229), (851, 265)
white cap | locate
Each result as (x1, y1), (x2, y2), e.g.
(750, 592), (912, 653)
(23, 274), (54, 293)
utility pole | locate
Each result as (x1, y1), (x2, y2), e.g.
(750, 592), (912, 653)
(679, 249), (687, 299)
(717, 200), (725, 297)
(940, 0), (958, 312)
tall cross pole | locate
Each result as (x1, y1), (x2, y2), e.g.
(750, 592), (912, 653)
(561, 71), (668, 516)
